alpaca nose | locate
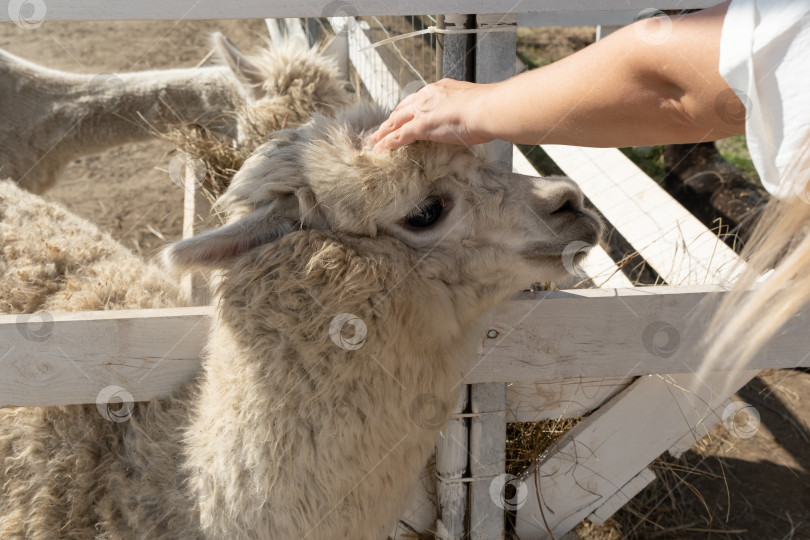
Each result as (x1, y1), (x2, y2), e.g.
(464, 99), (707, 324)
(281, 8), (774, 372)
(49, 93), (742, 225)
(531, 176), (585, 217)
(549, 193), (582, 215)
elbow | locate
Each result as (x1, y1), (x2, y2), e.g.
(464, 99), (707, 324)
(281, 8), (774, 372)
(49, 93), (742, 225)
(660, 91), (745, 141)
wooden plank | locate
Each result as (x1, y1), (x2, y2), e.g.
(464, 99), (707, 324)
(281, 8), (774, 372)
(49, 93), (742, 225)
(541, 145), (741, 286)
(507, 377), (632, 422)
(469, 383), (507, 540)
(0, 307), (209, 407)
(435, 388), (469, 540)
(578, 246), (634, 288)
(3, 287), (809, 406)
(173, 152), (211, 306)
(516, 10), (640, 28)
(587, 468), (657, 526)
(471, 286), (810, 382)
(0, 2), (725, 22)
(512, 147), (633, 289)
(514, 368), (759, 538)
(666, 399), (730, 459)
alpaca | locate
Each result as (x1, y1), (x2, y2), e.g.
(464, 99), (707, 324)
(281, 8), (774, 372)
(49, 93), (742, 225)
(0, 105), (602, 539)
(0, 33), (350, 194)
(0, 178), (194, 538)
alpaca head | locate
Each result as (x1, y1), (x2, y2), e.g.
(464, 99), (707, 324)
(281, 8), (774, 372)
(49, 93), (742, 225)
(167, 106), (602, 539)
(211, 33), (352, 141)
(164, 105), (602, 320)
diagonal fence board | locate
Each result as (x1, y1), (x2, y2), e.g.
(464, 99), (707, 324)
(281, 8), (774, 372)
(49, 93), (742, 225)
(541, 145), (742, 285)
(514, 144), (758, 536)
(587, 467), (657, 526)
(329, 17), (401, 111)
(514, 368), (760, 537)
(513, 146), (634, 290)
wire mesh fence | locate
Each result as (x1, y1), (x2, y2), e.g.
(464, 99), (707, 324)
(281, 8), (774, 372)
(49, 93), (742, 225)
(308, 14), (441, 109)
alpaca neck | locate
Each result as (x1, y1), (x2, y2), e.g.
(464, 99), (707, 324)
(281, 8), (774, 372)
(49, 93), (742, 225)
(0, 50), (244, 192)
(67, 66), (244, 148)
(184, 235), (476, 538)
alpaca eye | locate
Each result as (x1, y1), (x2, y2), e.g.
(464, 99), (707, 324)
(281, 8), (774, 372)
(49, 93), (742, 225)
(404, 196), (445, 229)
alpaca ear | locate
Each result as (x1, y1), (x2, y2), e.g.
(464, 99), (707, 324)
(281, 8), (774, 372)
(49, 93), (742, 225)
(162, 207), (294, 271)
(211, 32), (267, 97)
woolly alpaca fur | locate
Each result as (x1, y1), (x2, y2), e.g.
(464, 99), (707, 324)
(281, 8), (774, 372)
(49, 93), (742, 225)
(0, 33), (350, 194)
(0, 179), (197, 538)
(0, 105), (601, 538)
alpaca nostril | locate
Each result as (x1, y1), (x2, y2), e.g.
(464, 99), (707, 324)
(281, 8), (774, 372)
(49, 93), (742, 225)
(551, 197), (579, 215)
(551, 199), (573, 214)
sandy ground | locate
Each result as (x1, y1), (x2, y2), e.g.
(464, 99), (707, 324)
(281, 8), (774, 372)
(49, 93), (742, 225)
(1, 19), (808, 540)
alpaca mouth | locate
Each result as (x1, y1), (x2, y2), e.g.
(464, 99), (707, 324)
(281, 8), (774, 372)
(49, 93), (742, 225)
(520, 246), (593, 263)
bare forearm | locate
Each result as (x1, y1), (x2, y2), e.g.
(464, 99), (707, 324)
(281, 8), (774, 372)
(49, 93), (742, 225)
(372, 2), (743, 150)
(472, 3), (741, 147)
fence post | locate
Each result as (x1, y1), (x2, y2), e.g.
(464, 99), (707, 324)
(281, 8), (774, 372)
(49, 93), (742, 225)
(436, 387), (470, 539)
(475, 13), (517, 167)
(469, 14), (515, 540)
(441, 14), (475, 81)
(469, 383), (507, 539)
(434, 15), (476, 539)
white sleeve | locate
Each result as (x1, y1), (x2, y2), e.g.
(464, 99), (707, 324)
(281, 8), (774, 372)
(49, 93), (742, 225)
(719, 0), (810, 198)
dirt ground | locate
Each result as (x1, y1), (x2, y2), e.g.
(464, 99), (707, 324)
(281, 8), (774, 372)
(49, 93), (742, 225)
(1, 19), (808, 540)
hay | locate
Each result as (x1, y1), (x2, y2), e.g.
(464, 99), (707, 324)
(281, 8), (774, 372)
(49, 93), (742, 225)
(162, 124), (252, 202)
(506, 418), (583, 477)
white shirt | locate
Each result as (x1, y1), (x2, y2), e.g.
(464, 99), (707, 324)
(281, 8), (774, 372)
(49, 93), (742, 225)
(719, 0), (810, 198)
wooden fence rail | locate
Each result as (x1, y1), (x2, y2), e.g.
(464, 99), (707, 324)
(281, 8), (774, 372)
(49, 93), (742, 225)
(0, 1), (723, 22)
(3, 287), (809, 408)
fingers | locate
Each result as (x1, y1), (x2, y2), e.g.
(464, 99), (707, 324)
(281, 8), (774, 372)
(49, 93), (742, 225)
(370, 79), (475, 150)
(371, 84), (441, 150)
(371, 105), (416, 148)
(374, 118), (422, 150)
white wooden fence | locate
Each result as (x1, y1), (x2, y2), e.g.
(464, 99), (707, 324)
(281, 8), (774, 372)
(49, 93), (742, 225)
(3, 2), (805, 539)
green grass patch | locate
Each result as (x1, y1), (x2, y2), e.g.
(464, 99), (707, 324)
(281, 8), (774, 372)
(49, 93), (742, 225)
(619, 146), (668, 180)
(716, 134), (760, 186)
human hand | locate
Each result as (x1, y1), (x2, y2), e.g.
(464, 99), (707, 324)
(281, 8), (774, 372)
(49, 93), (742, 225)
(370, 79), (494, 151)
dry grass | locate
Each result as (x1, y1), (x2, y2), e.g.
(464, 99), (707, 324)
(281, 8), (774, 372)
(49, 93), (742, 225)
(504, 413), (750, 539)
(506, 418), (583, 477)
(578, 453), (748, 540)
(162, 124), (252, 203)
(505, 421), (752, 540)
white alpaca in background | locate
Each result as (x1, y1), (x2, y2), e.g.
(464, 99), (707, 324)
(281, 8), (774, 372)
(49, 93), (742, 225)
(0, 33), (350, 194)
(0, 104), (601, 538)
